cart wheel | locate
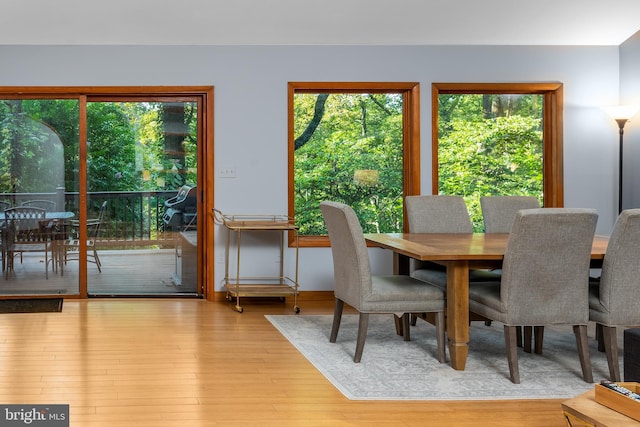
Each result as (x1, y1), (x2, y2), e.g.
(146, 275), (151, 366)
(226, 294), (233, 302)
(235, 305), (244, 313)
(294, 306), (300, 314)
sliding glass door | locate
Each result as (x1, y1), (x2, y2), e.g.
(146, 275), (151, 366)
(0, 98), (80, 296)
(0, 87), (212, 299)
(85, 99), (200, 296)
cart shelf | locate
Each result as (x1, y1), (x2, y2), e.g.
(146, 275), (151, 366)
(213, 209), (300, 313)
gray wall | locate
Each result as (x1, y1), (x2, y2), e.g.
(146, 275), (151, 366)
(620, 31), (640, 209)
(0, 43), (630, 290)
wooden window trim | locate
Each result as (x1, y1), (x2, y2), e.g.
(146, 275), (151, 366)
(431, 82), (564, 207)
(288, 82), (421, 247)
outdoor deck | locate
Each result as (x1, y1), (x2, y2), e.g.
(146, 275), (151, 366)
(0, 249), (200, 296)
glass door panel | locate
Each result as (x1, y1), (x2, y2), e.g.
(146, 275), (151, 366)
(85, 101), (199, 296)
(0, 99), (80, 295)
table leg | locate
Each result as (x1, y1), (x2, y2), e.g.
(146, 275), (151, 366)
(446, 260), (469, 370)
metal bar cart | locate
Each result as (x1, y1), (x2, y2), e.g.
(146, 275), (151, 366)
(213, 209), (300, 313)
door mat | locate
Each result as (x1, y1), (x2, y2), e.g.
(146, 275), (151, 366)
(0, 298), (64, 313)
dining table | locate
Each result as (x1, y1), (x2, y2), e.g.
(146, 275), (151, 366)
(364, 232), (610, 371)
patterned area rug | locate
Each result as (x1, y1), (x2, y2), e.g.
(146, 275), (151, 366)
(266, 314), (621, 400)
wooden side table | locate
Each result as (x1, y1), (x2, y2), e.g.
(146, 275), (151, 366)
(562, 389), (640, 427)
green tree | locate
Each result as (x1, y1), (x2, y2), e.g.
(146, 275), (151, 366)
(294, 93), (404, 234)
(438, 94), (543, 230)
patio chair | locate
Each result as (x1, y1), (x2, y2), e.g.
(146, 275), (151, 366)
(4, 206), (55, 279)
(21, 199), (57, 212)
(63, 201), (107, 273)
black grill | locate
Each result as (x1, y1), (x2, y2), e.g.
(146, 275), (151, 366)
(162, 185), (197, 230)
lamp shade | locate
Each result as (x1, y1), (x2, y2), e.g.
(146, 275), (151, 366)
(604, 105), (640, 121)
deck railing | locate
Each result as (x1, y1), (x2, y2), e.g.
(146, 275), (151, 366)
(2, 189), (183, 247)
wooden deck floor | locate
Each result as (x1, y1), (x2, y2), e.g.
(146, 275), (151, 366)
(1, 249), (198, 297)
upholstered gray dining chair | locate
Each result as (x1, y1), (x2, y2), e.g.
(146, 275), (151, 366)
(480, 195), (541, 345)
(589, 209), (640, 381)
(480, 196), (540, 233)
(320, 201), (446, 363)
(405, 195), (500, 287)
(468, 208), (598, 384)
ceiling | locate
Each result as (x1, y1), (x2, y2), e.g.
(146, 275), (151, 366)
(1, 0), (639, 46)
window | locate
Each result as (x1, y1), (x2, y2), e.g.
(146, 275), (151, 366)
(288, 82), (420, 247)
(432, 83), (563, 230)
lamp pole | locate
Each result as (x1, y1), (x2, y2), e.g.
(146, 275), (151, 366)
(615, 119), (628, 214)
(605, 105), (639, 215)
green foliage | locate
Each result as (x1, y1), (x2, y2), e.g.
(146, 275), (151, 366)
(294, 93), (404, 234)
(438, 94), (544, 231)
(0, 100), (198, 197)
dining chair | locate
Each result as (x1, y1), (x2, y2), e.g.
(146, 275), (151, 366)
(480, 195), (541, 348)
(320, 201), (446, 363)
(405, 195), (500, 288)
(589, 209), (640, 381)
(480, 196), (540, 233)
(468, 208), (598, 384)
(21, 199), (57, 212)
(63, 200), (107, 273)
(4, 206), (55, 279)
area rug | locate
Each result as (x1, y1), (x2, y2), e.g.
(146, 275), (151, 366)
(266, 314), (622, 400)
(0, 297), (64, 313)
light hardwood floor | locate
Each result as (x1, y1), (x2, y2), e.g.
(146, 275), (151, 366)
(0, 297), (570, 426)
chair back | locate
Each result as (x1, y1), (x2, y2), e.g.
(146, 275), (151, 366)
(596, 209), (640, 324)
(405, 195), (472, 233)
(480, 196), (540, 233)
(320, 201), (372, 309)
(4, 206), (49, 243)
(500, 208), (597, 325)
(86, 201), (108, 240)
(21, 199), (57, 212)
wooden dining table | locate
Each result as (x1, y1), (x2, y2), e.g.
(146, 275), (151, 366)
(364, 232), (610, 371)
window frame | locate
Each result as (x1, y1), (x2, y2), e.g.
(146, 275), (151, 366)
(431, 82), (564, 207)
(288, 82), (421, 247)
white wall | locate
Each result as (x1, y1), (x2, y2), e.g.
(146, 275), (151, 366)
(0, 44), (625, 290)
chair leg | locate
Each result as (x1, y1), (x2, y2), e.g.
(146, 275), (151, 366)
(329, 299), (344, 343)
(573, 325), (593, 383)
(436, 311), (446, 363)
(394, 314), (404, 337)
(410, 313), (418, 326)
(596, 323), (605, 352)
(533, 326), (544, 354)
(354, 313), (369, 363)
(600, 324), (620, 381)
(93, 246), (102, 272)
(402, 313), (411, 341)
(523, 326), (532, 353)
(504, 325), (520, 384)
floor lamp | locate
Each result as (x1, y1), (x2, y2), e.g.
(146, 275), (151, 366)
(605, 106), (639, 214)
